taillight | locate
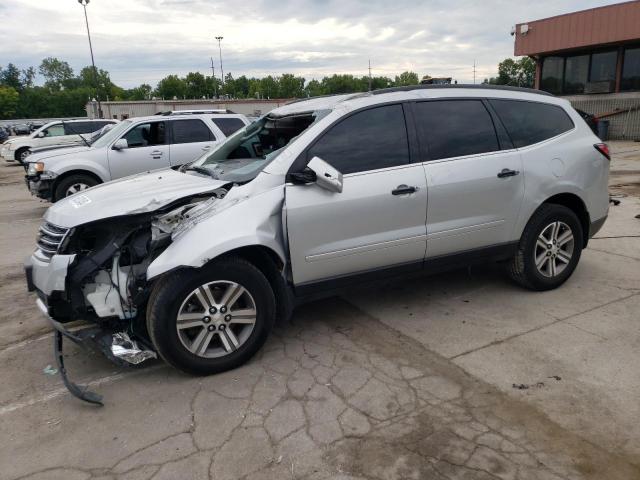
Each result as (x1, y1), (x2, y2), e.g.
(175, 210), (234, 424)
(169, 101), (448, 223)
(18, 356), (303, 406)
(594, 143), (610, 161)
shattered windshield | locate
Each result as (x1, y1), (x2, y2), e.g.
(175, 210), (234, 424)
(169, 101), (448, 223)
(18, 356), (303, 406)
(188, 112), (319, 182)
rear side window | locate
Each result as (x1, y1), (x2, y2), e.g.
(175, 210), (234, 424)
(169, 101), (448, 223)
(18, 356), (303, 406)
(413, 100), (499, 160)
(171, 119), (213, 144)
(489, 99), (574, 148)
(308, 104), (409, 174)
(212, 118), (245, 136)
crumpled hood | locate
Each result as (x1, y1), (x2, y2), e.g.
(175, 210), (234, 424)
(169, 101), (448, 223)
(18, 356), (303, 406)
(45, 169), (226, 228)
(29, 145), (92, 161)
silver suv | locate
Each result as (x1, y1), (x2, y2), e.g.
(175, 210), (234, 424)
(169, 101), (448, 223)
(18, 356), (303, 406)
(25, 86), (609, 398)
(24, 113), (249, 202)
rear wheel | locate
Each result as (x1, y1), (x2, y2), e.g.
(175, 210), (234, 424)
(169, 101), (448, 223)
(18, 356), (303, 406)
(146, 257), (276, 375)
(53, 174), (99, 201)
(508, 204), (583, 291)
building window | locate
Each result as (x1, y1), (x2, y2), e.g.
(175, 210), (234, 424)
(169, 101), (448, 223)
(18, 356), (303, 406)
(622, 47), (640, 91)
(590, 51), (617, 83)
(564, 54), (589, 94)
(541, 57), (564, 94)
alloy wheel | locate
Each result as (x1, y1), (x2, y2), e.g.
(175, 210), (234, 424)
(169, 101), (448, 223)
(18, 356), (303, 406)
(65, 183), (90, 197)
(534, 221), (574, 278)
(175, 280), (257, 358)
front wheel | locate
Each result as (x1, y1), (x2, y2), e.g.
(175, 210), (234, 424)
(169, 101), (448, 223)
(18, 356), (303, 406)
(15, 147), (30, 164)
(146, 257), (276, 375)
(508, 204), (583, 291)
(53, 174), (99, 201)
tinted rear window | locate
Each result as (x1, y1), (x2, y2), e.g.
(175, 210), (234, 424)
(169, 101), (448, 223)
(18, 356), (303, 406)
(413, 100), (499, 160)
(308, 104), (409, 174)
(212, 118), (245, 136)
(489, 99), (574, 148)
(171, 119), (213, 144)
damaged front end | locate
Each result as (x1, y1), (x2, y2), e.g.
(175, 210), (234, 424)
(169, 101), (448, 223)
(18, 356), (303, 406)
(30, 187), (229, 404)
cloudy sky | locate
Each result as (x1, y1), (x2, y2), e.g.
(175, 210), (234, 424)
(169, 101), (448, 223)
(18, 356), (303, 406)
(0, 0), (623, 88)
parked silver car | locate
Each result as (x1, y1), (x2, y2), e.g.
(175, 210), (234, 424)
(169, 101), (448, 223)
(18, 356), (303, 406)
(24, 113), (249, 201)
(25, 85), (609, 402)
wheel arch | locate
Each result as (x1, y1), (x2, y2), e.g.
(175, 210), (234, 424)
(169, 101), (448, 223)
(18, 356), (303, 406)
(51, 169), (103, 200)
(541, 193), (590, 248)
(14, 145), (31, 161)
(210, 245), (293, 323)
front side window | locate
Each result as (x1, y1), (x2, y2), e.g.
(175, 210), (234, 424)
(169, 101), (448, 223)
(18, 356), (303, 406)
(123, 122), (166, 148)
(171, 119), (213, 144)
(212, 118), (245, 136)
(413, 100), (499, 160)
(622, 47), (640, 91)
(43, 124), (65, 137)
(308, 104), (409, 174)
(489, 99), (574, 148)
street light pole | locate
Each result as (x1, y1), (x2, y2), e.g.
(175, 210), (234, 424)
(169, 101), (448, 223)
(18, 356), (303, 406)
(78, 0), (102, 118)
(215, 36), (224, 93)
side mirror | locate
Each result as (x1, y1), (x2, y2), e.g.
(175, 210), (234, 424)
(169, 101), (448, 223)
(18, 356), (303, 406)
(112, 138), (128, 150)
(308, 156), (343, 193)
(36, 132), (45, 138)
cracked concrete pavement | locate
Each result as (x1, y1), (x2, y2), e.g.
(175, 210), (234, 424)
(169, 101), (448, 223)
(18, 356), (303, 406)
(1, 142), (639, 480)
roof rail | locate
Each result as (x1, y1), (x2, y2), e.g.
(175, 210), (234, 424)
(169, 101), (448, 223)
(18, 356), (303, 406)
(370, 84), (553, 97)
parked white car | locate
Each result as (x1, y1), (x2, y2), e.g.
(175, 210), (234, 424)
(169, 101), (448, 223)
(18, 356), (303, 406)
(24, 113), (250, 201)
(1, 119), (117, 164)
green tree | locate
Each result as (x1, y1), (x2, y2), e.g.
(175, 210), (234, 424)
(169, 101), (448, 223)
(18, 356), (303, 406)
(0, 63), (23, 90)
(260, 76), (279, 99)
(155, 74), (186, 99)
(21, 67), (36, 88)
(279, 74), (305, 98)
(489, 57), (535, 88)
(0, 86), (19, 118)
(38, 57), (74, 90)
(184, 72), (208, 98)
(394, 71), (419, 86)
(304, 79), (323, 97)
(125, 83), (152, 101)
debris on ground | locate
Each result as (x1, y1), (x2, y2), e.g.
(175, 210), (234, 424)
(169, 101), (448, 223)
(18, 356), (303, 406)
(42, 365), (58, 376)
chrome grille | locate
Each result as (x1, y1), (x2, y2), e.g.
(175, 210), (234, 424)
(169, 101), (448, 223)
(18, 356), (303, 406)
(36, 222), (69, 260)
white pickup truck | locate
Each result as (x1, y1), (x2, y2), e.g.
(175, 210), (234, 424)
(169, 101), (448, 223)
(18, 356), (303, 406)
(1, 119), (117, 163)
(24, 113), (250, 202)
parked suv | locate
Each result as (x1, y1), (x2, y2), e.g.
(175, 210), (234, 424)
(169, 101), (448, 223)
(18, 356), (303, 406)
(1, 119), (117, 164)
(25, 86), (609, 401)
(24, 113), (250, 201)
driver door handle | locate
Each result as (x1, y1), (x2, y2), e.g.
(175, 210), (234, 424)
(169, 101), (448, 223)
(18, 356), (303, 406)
(392, 184), (418, 195)
(150, 150), (163, 159)
(497, 168), (519, 178)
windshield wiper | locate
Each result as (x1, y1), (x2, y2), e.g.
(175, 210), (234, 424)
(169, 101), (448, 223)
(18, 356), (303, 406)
(61, 121), (91, 148)
(184, 165), (219, 179)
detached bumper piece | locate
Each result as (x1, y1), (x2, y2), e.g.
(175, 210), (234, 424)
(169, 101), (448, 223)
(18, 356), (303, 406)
(37, 299), (157, 405)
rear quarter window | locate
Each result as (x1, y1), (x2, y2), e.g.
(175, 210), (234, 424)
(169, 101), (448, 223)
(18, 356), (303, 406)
(489, 99), (574, 148)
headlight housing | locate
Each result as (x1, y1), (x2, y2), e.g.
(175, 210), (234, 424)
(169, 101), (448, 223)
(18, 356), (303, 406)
(28, 162), (45, 175)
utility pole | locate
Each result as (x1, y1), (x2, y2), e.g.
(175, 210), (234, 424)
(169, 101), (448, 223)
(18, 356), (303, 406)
(473, 59), (477, 85)
(368, 59), (372, 91)
(215, 36), (224, 91)
(210, 57), (217, 98)
(78, 0), (101, 118)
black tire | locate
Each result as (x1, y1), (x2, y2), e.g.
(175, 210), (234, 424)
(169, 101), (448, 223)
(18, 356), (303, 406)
(53, 174), (99, 202)
(146, 257), (276, 375)
(508, 203), (583, 291)
(15, 147), (30, 164)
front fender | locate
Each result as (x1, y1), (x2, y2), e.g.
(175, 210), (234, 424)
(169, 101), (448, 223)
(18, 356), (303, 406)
(146, 186), (287, 279)
(51, 160), (110, 183)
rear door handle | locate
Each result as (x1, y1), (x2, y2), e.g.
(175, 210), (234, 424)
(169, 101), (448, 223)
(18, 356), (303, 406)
(392, 184), (418, 195)
(497, 168), (520, 178)
(202, 146), (211, 151)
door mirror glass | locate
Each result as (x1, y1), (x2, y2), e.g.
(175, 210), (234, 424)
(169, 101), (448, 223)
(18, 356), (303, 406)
(35, 132), (45, 138)
(308, 156), (343, 193)
(112, 138), (129, 150)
